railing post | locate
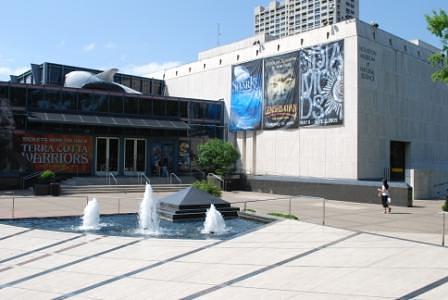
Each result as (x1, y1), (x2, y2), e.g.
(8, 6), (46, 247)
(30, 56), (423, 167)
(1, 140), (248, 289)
(12, 194), (15, 219)
(322, 197), (326, 226)
(243, 201), (247, 212)
(443, 212), (446, 247)
(86, 195), (89, 205)
(118, 198), (121, 214)
(288, 197), (292, 215)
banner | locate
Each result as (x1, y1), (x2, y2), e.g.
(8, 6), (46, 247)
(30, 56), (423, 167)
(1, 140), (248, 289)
(263, 51), (299, 129)
(299, 40), (344, 127)
(229, 60), (263, 131)
(19, 134), (93, 173)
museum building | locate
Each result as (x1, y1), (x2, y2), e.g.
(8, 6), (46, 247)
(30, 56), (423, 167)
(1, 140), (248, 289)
(153, 18), (448, 199)
(0, 62), (224, 188)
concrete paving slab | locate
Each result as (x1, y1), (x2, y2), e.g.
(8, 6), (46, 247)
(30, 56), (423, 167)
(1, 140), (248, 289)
(199, 286), (300, 299)
(0, 286), (60, 299)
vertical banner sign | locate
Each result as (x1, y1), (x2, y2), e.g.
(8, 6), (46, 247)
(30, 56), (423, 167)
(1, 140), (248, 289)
(263, 51), (299, 129)
(230, 60), (263, 132)
(19, 134), (93, 173)
(299, 40), (344, 127)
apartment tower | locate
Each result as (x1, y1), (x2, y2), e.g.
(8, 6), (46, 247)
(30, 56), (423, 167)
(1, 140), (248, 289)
(254, 0), (359, 37)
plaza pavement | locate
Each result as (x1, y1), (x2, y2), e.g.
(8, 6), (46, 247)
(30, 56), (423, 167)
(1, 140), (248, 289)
(0, 189), (447, 299)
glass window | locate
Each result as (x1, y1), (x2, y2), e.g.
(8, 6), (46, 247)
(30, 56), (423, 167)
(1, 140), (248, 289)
(48, 65), (63, 85)
(79, 93), (108, 112)
(153, 99), (166, 116)
(142, 80), (151, 95)
(140, 98), (152, 116)
(121, 76), (131, 89)
(60, 91), (77, 111)
(110, 95), (123, 113)
(131, 79), (141, 92)
(207, 103), (222, 120)
(166, 101), (178, 117)
(124, 97), (139, 114)
(179, 102), (188, 118)
(0, 85), (8, 99)
(9, 87), (26, 107)
(190, 102), (200, 119)
(45, 90), (62, 110)
(151, 81), (162, 95)
(28, 88), (47, 109)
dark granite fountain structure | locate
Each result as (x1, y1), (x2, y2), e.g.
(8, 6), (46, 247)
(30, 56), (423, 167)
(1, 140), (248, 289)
(158, 187), (240, 222)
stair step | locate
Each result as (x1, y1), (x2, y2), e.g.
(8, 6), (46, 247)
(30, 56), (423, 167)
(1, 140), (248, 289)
(60, 184), (191, 195)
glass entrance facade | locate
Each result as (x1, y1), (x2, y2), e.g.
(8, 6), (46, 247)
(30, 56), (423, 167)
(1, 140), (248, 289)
(124, 138), (146, 175)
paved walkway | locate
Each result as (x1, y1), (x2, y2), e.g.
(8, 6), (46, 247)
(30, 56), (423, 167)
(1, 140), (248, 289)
(0, 190), (447, 299)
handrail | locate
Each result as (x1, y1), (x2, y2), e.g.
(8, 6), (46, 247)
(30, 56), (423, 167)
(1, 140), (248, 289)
(107, 172), (118, 185)
(434, 181), (448, 188)
(169, 173), (182, 184)
(138, 172), (151, 184)
(21, 171), (42, 189)
(208, 173), (224, 189)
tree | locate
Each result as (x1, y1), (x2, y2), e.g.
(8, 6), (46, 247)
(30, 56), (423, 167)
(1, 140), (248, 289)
(425, 9), (448, 84)
(196, 139), (240, 175)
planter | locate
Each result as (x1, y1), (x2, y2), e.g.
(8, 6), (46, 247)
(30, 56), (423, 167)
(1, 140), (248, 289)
(34, 183), (50, 195)
(50, 182), (61, 196)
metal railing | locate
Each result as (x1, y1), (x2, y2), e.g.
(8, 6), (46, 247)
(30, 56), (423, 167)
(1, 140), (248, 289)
(138, 172), (151, 185)
(21, 171), (42, 189)
(106, 172), (118, 185)
(208, 173), (224, 189)
(169, 173), (182, 184)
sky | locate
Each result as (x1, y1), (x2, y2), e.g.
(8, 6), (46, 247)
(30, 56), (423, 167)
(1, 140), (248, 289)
(0, 0), (446, 81)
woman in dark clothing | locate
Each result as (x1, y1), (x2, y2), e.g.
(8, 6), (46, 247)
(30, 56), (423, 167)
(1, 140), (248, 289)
(377, 179), (391, 213)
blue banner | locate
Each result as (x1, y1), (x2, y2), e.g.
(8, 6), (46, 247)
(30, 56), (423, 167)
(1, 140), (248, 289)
(229, 60), (262, 132)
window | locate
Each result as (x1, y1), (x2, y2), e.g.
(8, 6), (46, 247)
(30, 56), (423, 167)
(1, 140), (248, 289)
(140, 98), (152, 116)
(153, 99), (166, 116)
(28, 88), (47, 109)
(9, 87), (26, 107)
(166, 101), (178, 117)
(60, 91), (77, 111)
(0, 85), (8, 99)
(124, 97), (139, 114)
(109, 95), (123, 113)
(179, 102), (188, 118)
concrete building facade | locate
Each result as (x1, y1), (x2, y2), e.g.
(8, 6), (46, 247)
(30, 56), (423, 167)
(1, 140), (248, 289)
(254, 0), (359, 37)
(152, 19), (448, 199)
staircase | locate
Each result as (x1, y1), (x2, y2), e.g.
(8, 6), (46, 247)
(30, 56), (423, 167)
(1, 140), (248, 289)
(60, 176), (195, 195)
(61, 184), (191, 195)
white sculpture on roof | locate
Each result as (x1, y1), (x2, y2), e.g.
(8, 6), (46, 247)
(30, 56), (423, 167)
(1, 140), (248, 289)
(64, 68), (142, 94)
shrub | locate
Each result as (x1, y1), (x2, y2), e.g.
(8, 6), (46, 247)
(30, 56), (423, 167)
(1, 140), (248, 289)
(196, 139), (239, 176)
(192, 180), (222, 197)
(268, 212), (299, 220)
(443, 199), (448, 212)
(38, 170), (55, 184)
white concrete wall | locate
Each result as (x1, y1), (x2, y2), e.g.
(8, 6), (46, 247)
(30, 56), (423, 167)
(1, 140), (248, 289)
(163, 20), (360, 179)
(357, 21), (448, 185)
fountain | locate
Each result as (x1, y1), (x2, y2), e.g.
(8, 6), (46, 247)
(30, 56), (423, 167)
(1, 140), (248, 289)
(138, 183), (160, 234)
(201, 204), (228, 235)
(80, 198), (100, 230)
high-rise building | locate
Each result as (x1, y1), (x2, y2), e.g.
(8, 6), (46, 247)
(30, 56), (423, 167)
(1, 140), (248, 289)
(254, 0), (359, 37)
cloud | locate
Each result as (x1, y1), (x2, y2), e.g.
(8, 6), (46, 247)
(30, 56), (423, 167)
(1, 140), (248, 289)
(104, 42), (116, 49)
(83, 43), (96, 52)
(123, 61), (181, 77)
(0, 65), (29, 80)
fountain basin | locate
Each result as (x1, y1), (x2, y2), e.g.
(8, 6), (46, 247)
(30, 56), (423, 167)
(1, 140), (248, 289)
(0, 214), (265, 240)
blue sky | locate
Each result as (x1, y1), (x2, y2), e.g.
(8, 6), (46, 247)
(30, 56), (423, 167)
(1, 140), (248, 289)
(0, 0), (446, 80)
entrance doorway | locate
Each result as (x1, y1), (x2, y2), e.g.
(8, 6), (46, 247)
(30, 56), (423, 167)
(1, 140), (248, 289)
(150, 143), (175, 177)
(124, 138), (146, 175)
(95, 137), (119, 175)
(390, 141), (407, 181)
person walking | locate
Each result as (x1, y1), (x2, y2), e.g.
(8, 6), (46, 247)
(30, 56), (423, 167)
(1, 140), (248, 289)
(377, 179), (391, 213)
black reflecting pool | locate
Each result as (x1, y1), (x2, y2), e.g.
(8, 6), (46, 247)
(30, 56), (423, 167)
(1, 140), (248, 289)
(0, 214), (266, 240)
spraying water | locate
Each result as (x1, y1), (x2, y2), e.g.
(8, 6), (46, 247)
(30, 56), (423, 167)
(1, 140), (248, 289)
(201, 204), (227, 235)
(80, 198), (100, 230)
(138, 183), (160, 234)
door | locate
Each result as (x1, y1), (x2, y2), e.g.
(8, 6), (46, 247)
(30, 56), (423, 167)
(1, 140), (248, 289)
(124, 138), (146, 175)
(95, 137), (119, 175)
(150, 142), (175, 176)
(390, 141), (406, 181)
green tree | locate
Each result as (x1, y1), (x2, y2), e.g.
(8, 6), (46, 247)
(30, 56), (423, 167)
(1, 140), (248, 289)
(196, 139), (240, 175)
(425, 9), (448, 84)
